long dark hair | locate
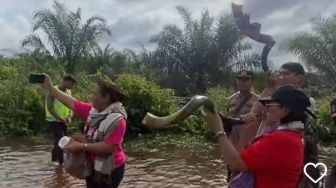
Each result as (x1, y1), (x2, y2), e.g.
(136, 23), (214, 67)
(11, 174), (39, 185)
(280, 109), (308, 125)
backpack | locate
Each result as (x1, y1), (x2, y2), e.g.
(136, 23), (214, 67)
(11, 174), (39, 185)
(297, 123), (322, 188)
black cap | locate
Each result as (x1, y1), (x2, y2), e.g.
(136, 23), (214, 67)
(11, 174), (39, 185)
(281, 62), (305, 75)
(63, 75), (77, 83)
(236, 70), (254, 79)
(258, 84), (316, 119)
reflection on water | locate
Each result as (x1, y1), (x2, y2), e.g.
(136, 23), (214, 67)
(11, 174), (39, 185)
(0, 145), (84, 188)
(0, 137), (335, 188)
(0, 138), (227, 188)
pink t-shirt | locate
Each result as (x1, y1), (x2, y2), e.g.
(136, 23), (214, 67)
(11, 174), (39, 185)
(73, 100), (126, 168)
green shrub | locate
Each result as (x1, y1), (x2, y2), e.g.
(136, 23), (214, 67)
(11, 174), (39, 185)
(315, 96), (336, 143)
(205, 87), (229, 114)
(0, 60), (46, 135)
(115, 74), (177, 137)
(115, 74), (216, 137)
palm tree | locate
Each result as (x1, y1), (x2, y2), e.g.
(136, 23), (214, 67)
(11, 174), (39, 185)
(84, 44), (136, 77)
(280, 15), (336, 91)
(21, 0), (111, 74)
(140, 6), (263, 94)
(86, 44), (114, 73)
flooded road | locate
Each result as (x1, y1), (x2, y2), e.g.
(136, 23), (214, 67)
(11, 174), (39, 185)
(0, 137), (335, 188)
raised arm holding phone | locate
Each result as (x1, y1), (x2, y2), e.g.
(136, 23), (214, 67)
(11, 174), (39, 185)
(36, 73), (128, 188)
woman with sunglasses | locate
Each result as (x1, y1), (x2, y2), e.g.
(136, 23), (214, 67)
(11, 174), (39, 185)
(202, 84), (315, 188)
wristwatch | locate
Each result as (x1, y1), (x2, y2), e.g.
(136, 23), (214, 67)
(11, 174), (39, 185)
(214, 131), (226, 138)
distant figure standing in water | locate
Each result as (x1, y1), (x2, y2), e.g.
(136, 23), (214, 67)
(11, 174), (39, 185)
(42, 74), (127, 188)
(46, 75), (76, 165)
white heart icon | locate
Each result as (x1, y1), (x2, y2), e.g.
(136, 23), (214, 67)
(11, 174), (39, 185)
(303, 162), (327, 183)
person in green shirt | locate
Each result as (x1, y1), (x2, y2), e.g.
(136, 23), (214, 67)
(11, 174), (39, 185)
(46, 75), (76, 165)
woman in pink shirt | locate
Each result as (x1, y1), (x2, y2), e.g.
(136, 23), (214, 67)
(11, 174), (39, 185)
(42, 74), (127, 188)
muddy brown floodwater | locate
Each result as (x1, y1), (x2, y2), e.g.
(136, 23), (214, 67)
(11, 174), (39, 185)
(0, 137), (335, 188)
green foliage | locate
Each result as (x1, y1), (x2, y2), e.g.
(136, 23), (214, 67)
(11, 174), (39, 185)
(114, 74), (213, 137)
(315, 96), (336, 143)
(0, 59), (46, 135)
(205, 87), (229, 113)
(114, 74), (176, 137)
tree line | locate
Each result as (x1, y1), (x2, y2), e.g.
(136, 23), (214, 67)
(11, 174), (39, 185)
(0, 0), (335, 141)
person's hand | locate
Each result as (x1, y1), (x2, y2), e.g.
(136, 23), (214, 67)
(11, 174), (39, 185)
(59, 118), (69, 126)
(240, 113), (261, 137)
(71, 133), (91, 143)
(66, 117), (72, 124)
(202, 107), (224, 133)
(266, 71), (279, 89)
(63, 139), (84, 153)
(42, 73), (53, 90)
(240, 113), (259, 124)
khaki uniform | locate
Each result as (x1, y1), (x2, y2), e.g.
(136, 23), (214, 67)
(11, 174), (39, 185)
(227, 91), (259, 147)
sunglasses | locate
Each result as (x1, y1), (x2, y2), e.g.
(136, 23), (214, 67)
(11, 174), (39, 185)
(265, 102), (282, 106)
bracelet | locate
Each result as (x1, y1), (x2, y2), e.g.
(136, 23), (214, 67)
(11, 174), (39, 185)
(83, 143), (88, 152)
(214, 131), (226, 138)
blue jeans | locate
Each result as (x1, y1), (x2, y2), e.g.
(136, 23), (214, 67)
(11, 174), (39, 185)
(86, 163), (125, 188)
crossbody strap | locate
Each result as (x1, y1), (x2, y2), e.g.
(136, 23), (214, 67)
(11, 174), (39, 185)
(232, 93), (253, 117)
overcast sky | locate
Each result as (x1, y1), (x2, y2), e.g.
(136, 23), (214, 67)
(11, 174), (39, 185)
(1, 0), (335, 67)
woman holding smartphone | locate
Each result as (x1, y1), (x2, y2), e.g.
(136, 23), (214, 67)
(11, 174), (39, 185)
(41, 74), (127, 188)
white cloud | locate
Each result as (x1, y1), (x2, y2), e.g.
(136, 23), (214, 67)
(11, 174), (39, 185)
(0, 0), (335, 68)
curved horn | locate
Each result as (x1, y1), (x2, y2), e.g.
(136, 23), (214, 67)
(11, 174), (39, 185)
(142, 95), (243, 130)
(232, 3), (276, 73)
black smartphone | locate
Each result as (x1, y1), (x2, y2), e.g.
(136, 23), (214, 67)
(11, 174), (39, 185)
(29, 74), (45, 84)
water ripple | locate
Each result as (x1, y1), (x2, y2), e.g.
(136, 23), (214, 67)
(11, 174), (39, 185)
(0, 140), (334, 188)
(0, 142), (229, 188)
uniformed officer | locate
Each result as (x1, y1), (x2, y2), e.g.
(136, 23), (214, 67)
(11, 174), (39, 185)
(227, 70), (259, 148)
(225, 70), (259, 183)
